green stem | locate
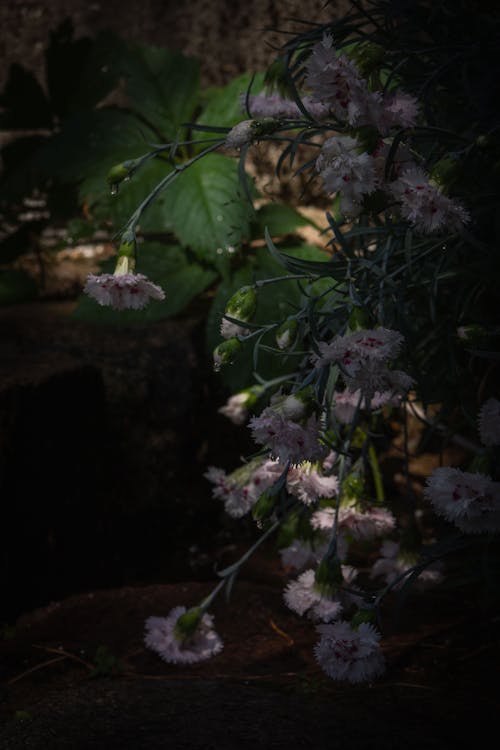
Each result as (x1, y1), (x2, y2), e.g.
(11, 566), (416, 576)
(368, 441), (385, 503)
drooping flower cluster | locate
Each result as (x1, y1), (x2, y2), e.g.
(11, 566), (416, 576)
(314, 620), (385, 683)
(144, 607), (223, 664)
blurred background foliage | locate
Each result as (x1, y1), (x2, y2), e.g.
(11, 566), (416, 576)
(0, 19), (326, 390)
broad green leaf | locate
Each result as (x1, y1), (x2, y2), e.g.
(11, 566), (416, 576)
(198, 72), (265, 130)
(72, 242), (216, 324)
(73, 33), (200, 137)
(161, 153), (255, 264)
(253, 203), (317, 238)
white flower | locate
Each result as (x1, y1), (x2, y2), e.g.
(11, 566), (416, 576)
(314, 620), (385, 683)
(390, 167), (470, 233)
(314, 328), (408, 401)
(283, 566), (359, 623)
(243, 93), (330, 120)
(249, 408), (327, 465)
(84, 272), (165, 310)
(286, 462), (338, 505)
(332, 385), (410, 424)
(371, 92), (419, 135)
(370, 540), (444, 589)
(424, 467), (500, 534)
(316, 136), (377, 216)
(218, 392), (250, 425)
(220, 318), (249, 339)
(478, 398), (500, 447)
(144, 607), (223, 664)
(279, 539), (329, 571)
(305, 35), (372, 126)
(311, 504), (396, 541)
(204, 459), (281, 518)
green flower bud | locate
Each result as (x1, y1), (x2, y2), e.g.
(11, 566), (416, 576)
(430, 156), (461, 191)
(348, 306), (371, 332)
(107, 159), (139, 188)
(213, 338), (242, 371)
(281, 385), (316, 421)
(252, 489), (277, 522)
(173, 607), (202, 642)
(314, 556), (343, 595)
(341, 473), (365, 502)
(350, 608), (376, 629)
(275, 319), (299, 350)
(225, 285), (257, 322)
(348, 42), (386, 76)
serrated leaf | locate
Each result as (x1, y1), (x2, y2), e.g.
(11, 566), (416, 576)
(72, 242), (216, 323)
(198, 72), (265, 130)
(161, 153), (255, 263)
(253, 203), (315, 238)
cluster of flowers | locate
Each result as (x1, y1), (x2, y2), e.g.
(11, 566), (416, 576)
(226, 34), (469, 234)
(79, 20), (499, 687)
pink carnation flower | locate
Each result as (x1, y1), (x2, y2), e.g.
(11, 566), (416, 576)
(314, 328), (409, 401)
(144, 607), (223, 664)
(390, 167), (470, 234)
(243, 93), (330, 120)
(478, 398), (500, 447)
(424, 467), (500, 534)
(84, 272), (165, 311)
(332, 384), (410, 424)
(305, 35), (374, 126)
(311, 505), (396, 541)
(249, 408), (327, 465)
(205, 459), (281, 517)
(286, 462), (339, 505)
(316, 135), (377, 217)
(314, 620), (385, 683)
(279, 538), (329, 571)
(284, 566), (360, 623)
(370, 540), (444, 589)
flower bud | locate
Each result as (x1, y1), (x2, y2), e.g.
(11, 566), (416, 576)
(350, 608), (376, 629)
(275, 319), (298, 350)
(225, 285), (257, 323)
(225, 118), (282, 149)
(314, 556), (343, 595)
(107, 159), (139, 189)
(348, 306), (371, 332)
(281, 385), (316, 421)
(213, 338), (242, 370)
(173, 607), (202, 642)
(349, 42), (385, 76)
(252, 489), (277, 522)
